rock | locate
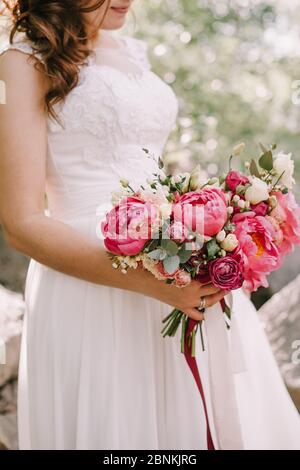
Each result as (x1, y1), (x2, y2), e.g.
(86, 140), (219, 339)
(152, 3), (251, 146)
(259, 274), (300, 411)
(0, 285), (24, 388)
(0, 379), (18, 450)
(0, 412), (18, 450)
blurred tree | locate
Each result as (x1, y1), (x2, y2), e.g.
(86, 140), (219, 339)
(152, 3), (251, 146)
(128, 0), (300, 304)
(130, 0), (300, 188)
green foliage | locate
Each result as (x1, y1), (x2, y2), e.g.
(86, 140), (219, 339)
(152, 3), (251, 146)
(128, 0), (300, 197)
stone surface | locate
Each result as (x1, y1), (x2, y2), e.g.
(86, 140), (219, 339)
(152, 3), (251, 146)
(0, 285), (24, 450)
(259, 274), (300, 411)
(0, 285), (24, 388)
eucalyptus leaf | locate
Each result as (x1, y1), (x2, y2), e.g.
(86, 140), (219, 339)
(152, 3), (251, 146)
(163, 255), (180, 275)
(178, 248), (193, 263)
(148, 249), (166, 261)
(206, 238), (220, 259)
(259, 151), (273, 172)
(161, 239), (179, 256)
(250, 159), (261, 177)
(259, 142), (267, 153)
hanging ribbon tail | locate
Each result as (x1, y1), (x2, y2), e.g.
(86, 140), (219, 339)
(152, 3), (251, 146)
(183, 318), (215, 451)
(204, 299), (245, 450)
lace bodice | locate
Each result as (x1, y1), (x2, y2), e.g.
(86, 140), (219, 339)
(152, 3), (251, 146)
(0, 29), (179, 220)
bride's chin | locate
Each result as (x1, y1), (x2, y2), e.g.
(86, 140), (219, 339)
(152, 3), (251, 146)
(101, 19), (126, 30)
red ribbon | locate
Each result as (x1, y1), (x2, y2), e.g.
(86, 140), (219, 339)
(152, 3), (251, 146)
(183, 318), (215, 450)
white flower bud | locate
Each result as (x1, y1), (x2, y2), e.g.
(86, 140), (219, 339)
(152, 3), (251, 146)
(159, 170), (167, 182)
(216, 230), (226, 242)
(269, 195), (278, 209)
(227, 206), (234, 215)
(238, 199), (246, 209)
(232, 195), (240, 204)
(220, 234), (239, 252)
(120, 178), (129, 188)
(232, 142), (246, 156)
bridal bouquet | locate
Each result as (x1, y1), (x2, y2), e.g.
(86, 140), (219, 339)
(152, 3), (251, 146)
(101, 144), (300, 356)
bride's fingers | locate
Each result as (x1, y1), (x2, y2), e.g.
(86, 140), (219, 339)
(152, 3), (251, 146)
(197, 283), (222, 296)
(183, 308), (205, 322)
(199, 289), (228, 309)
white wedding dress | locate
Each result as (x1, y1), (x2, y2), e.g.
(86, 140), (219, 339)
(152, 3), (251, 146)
(1, 29), (300, 451)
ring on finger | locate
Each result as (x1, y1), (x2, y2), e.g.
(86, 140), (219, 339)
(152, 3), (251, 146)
(198, 296), (206, 312)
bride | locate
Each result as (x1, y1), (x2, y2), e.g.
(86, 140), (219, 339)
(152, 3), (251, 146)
(0, 0), (300, 450)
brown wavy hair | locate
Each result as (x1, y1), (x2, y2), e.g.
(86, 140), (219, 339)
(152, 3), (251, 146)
(2, 0), (110, 123)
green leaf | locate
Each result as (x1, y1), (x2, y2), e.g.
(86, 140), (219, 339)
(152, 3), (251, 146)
(145, 239), (159, 252)
(250, 159), (261, 177)
(206, 238), (220, 259)
(148, 249), (166, 261)
(163, 255), (180, 275)
(161, 239), (179, 256)
(178, 248), (193, 263)
(259, 151), (273, 172)
(259, 142), (267, 153)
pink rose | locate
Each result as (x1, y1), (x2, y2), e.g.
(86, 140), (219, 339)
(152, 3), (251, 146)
(270, 191), (300, 256)
(225, 171), (249, 192)
(251, 202), (269, 217)
(208, 256), (244, 290)
(101, 197), (157, 256)
(174, 270), (192, 287)
(233, 213), (280, 292)
(172, 188), (228, 236)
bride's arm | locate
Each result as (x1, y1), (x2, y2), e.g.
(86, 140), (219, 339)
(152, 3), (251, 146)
(0, 50), (226, 320)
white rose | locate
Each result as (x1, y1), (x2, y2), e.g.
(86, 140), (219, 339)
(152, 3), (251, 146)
(220, 234), (239, 252)
(273, 152), (295, 189)
(244, 177), (269, 205)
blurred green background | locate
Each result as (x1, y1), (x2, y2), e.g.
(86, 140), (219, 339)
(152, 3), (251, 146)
(1, 0), (300, 307)
(129, 0), (300, 307)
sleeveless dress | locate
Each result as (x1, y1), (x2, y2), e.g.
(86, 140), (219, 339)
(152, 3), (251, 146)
(1, 29), (300, 450)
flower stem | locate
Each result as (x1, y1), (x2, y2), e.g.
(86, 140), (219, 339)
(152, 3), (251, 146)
(199, 320), (205, 352)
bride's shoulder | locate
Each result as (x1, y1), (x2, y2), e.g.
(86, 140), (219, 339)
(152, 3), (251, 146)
(0, 27), (43, 65)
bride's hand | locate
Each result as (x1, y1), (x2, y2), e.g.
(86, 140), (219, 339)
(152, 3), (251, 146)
(141, 274), (228, 322)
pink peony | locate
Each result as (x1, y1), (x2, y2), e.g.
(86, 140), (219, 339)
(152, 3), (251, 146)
(172, 188), (228, 236)
(225, 171), (249, 192)
(251, 202), (269, 217)
(101, 197), (158, 256)
(233, 214), (280, 292)
(208, 255), (244, 290)
(270, 191), (300, 256)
